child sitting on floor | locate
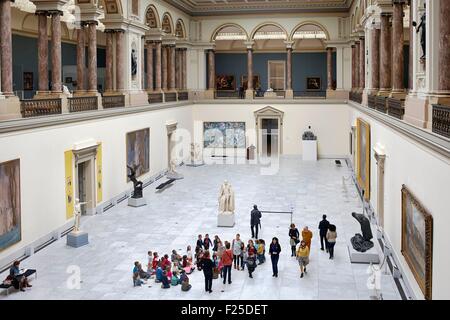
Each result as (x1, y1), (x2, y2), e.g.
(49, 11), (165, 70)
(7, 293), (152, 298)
(155, 265), (164, 283)
(180, 270), (192, 291)
(161, 270), (170, 289)
(171, 271), (181, 286)
(182, 255), (194, 274)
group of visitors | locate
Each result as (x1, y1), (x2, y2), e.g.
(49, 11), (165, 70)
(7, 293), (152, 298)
(288, 215), (338, 278)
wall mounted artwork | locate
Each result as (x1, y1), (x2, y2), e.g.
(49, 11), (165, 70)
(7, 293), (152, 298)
(356, 118), (370, 201)
(0, 159), (21, 252)
(203, 122), (246, 148)
(306, 77), (321, 91)
(216, 75), (236, 91)
(401, 185), (433, 300)
(23, 72), (33, 90)
(126, 128), (150, 180)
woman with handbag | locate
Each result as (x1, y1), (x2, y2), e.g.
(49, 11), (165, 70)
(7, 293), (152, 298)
(269, 237), (281, 277)
(289, 224), (300, 257)
(296, 240), (310, 278)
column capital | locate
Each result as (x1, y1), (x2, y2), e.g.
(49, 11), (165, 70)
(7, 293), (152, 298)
(284, 41), (294, 49)
(35, 10), (49, 16)
(47, 10), (64, 16)
(82, 20), (99, 26)
(244, 41), (255, 49)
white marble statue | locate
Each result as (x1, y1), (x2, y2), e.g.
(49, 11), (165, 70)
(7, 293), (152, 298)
(73, 198), (87, 233)
(169, 158), (177, 173)
(218, 180), (235, 213)
(190, 143), (202, 162)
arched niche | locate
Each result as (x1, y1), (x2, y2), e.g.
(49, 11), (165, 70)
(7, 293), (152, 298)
(145, 4), (160, 29)
(161, 12), (173, 35)
(175, 19), (186, 39)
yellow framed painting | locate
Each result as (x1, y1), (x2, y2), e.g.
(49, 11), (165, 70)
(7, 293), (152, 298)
(356, 118), (370, 201)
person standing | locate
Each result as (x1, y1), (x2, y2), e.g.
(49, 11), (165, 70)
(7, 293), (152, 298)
(212, 235), (221, 252)
(203, 234), (213, 251)
(296, 240), (310, 278)
(326, 224), (337, 259)
(221, 241), (233, 285)
(302, 226), (313, 249)
(289, 224), (300, 257)
(269, 237), (281, 277)
(318, 215), (330, 251)
(199, 251), (214, 293)
(232, 234), (243, 270)
(250, 205), (262, 239)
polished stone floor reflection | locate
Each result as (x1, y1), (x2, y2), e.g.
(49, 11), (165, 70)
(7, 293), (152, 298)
(1, 156), (401, 300)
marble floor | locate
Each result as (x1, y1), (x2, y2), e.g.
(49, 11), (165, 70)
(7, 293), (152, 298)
(1, 156), (401, 300)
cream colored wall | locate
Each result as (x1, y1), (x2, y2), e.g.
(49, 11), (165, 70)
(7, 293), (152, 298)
(193, 103), (350, 157)
(0, 106), (193, 260)
(349, 108), (450, 300)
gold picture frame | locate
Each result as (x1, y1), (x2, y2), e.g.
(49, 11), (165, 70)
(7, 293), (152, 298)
(401, 185), (433, 300)
(356, 118), (370, 201)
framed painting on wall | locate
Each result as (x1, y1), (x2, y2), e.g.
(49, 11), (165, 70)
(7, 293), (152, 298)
(23, 72), (33, 90)
(203, 122), (246, 148)
(0, 159), (21, 252)
(306, 77), (321, 91)
(241, 75), (260, 90)
(401, 185), (433, 300)
(356, 118), (370, 201)
(126, 128), (150, 181)
(216, 75), (236, 91)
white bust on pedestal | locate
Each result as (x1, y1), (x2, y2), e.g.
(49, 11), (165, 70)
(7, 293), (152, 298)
(217, 180), (235, 227)
(186, 142), (204, 167)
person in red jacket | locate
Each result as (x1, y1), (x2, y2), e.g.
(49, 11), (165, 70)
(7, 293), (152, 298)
(221, 241), (233, 285)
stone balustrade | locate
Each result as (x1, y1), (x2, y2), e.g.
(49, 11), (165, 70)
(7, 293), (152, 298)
(148, 92), (164, 104)
(432, 104), (450, 138)
(20, 98), (62, 118)
(102, 94), (125, 109)
(387, 98), (405, 120)
(68, 96), (98, 113)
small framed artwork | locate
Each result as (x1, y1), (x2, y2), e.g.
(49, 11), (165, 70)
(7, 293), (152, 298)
(216, 75), (236, 91)
(356, 118), (370, 201)
(65, 77), (73, 84)
(306, 77), (321, 91)
(401, 185), (433, 300)
(23, 72), (33, 90)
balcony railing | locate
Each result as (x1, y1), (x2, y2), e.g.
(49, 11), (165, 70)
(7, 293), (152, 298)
(294, 91), (326, 98)
(215, 91), (241, 99)
(20, 98), (62, 118)
(368, 94), (376, 109)
(255, 90), (286, 98)
(349, 91), (362, 104)
(387, 98), (405, 120)
(68, 96), (98, 113)
(165, 92), (177, 102)
(375, 96), (388, 113)
(432, 104), (450, 138)
(102, 94), (125, 109)
(148, 92), (164, 104)
(178, 91), (188, 101)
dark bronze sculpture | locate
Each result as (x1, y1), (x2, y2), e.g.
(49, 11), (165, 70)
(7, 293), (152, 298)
(127, 165), (143, 198)
(131, 49), (137, 76)
(302, 126), (317, 141)
(350, 212), (374, 252)
(413, 9), (426, 60)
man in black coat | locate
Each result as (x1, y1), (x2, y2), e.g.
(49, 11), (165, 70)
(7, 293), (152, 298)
(250, 205), (262, 239)
(318, 214), (330, 251)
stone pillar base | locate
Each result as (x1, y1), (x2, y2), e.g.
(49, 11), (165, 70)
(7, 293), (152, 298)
(245, 89), (254, 100)
(327, 90), (349, 100)
(285, 89), (294, 99)
(189, 90), (204, 101)
(128, 91), (149, 107)
(46, 92), (69, 113)
(34, 91), (52, 98)
(204, 89), (215, 100)
(0, 96), (21, 120)
(404, 95), (430, 129)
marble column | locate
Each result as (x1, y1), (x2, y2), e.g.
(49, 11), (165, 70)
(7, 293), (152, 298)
(155, 41), (162, 91)
(351, 45), (356, 90)
(286, 46), (292, 91)
(169, 45), (176, 91)
(247, 48), (253, 90)
(355, 41), (360, 90)
(0, 0), (13, 95)
(76, 24), (86, 92)
(162, 45), (168, 91)
(327, 47), (334, 90)
(371, 28), (380, 92)
(175, 49), (181, 90)
(207, 49), (215, 90)
(146, 42), (154, 91)
(359, 37), (365, 91)
(37, 11), (49, 93)
(380, 13), (392, 93)
(116, 30), (125, 91)
(87, 21), (98, 93)
(409, 2), (414, 91)
(50, 11), (62, 93)
(392, 1), (405, 93)
(181, 48), (187, 90)
(439, 0), (450, 92)
(105, 30), (114, 92)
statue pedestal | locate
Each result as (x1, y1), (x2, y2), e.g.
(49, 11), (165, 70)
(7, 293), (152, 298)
(186, 160), (205, 167)
(302, 140), (317, 161)
(67, 231), (89, 248)
(218, 211), (235, 227)
(166, 171), (184, 180)
(128, 197), (147, 207)
(347, 240), (380, 264)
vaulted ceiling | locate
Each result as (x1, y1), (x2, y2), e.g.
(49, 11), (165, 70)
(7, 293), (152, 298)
(164, 0), (353, 16)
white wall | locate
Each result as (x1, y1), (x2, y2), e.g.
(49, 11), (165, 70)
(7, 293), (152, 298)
(0, 106), (193, 260)
(193, 103), (350, 157)
(349, 108), (450, 300)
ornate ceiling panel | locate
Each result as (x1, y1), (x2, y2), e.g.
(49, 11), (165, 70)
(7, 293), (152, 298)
(164, 0), (353, 16)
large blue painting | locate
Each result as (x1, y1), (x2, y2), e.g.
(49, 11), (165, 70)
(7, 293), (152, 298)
(203, 122), (246, 148)
(126, 128), (150, 180)
(0, 159), (21, 252)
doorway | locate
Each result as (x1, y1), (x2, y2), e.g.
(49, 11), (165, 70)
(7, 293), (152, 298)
(75, 157), (96, 215)
(261, 118), (279, 157)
